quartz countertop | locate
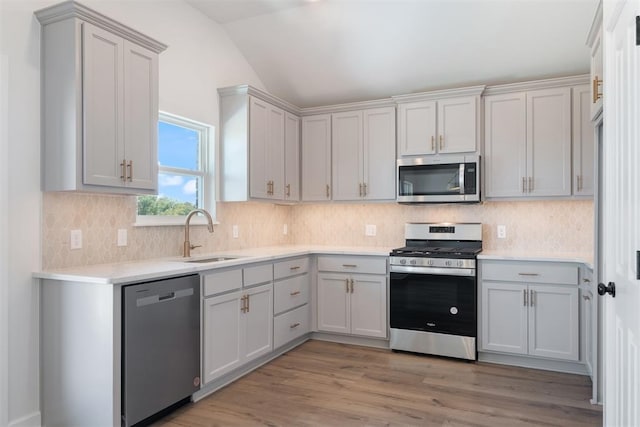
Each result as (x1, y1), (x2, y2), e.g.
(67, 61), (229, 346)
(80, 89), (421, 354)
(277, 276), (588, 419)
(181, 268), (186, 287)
(34, 245), (393, 285)
(478, 250), (594, 269)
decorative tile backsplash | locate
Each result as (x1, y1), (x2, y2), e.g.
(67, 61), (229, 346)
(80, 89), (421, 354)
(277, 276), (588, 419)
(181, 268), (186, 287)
(42, 193), (593, 269)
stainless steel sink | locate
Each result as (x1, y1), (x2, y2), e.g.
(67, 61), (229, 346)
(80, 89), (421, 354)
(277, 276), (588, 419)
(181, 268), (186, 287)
(183, 256), (238, 263)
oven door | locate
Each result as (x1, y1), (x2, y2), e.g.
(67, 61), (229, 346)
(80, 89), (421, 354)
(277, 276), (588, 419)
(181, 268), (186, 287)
(390, 271), (476, 337)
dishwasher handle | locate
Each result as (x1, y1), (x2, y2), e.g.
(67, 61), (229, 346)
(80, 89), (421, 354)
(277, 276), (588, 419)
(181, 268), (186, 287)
(136, 288), (194, 307)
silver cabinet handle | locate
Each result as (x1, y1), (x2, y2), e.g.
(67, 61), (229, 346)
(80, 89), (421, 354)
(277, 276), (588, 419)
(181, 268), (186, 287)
(345, 278), (349, 293)
(350, 278), (354, 294)
(582, 295), (591, 301)
(523, 289), (528, 306)
(530, 290), (535, 307)
(342, 264), (357, 268)
(522, 177), (526, 193)
(439, 135), (444, 150)
(290, 322), (300, 329)
(528, 177), (533, 192)
(518, 273), (539, 276)
(583, 278), (591, 283)
(290, 290), (301, 296)
(290, 266), (301, 271)
(359, 183), (363, 197)
(431, 135), (435, 152)
(363, 183), (367, 197)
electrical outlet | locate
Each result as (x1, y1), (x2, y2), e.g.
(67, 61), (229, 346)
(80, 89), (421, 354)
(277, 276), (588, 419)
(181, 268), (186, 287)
(497, 225), (507, 239)
(70, 229), (82, 250)
(283, 224), (288, 235)
(117, 229), (127, 247)
(365, 224), (377, 236)
(232, 225), (239, 239)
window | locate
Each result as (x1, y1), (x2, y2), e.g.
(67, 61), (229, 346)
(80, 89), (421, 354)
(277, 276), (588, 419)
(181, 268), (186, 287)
(136, 112), (215, 226)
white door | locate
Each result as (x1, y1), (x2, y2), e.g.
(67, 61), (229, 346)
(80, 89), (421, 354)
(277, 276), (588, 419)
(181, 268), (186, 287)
(202, 291), (243, 384)
(243, 284), (273, 362)
(123, 40), (158, 191)
(437, 96), (477, 154)
(397, 101), (436, 156)
(527, 284), (579, 361)
(480, 281), (528, 355)
(267, 106), (285, 200)
(602, 2), (640, 425)
(350, 274), (387, 338)
(82, 23), (125, 188)
(316, 273), (350, 334)
(301, 114), (332, 201)
(363, 107), (396, 200)
(249, 97), (270, 199)
(332, 110), (363, 200)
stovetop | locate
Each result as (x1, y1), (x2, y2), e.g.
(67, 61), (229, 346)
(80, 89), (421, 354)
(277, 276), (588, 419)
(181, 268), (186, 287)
(390, 246), (482, 258)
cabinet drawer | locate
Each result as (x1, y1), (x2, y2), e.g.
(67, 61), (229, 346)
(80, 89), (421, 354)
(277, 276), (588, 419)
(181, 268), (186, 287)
(481, 261), (577, 285)
(317, 255), (387, 275)
(274, 275), (310, 315)
(274, 257), (310, 280)
(203, 268), (243, 297)
(244, 264), (273, 287)
(274, 304), (309, 349)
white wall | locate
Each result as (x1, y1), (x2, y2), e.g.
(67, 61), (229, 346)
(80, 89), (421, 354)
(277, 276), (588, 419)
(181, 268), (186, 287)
(0, 1), (264, 425)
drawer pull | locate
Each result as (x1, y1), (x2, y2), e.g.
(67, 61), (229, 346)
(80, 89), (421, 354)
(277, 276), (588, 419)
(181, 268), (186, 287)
(583, 278), (591, 283)
(583, 295), (591, 301)
(290, 266), (301, 271)
(523, 289), (528, 306)
(342, 264), (358, 268)
(518, 273), (539, 276)
(290, 322), (301, 329)
(290, 291), (301, 296)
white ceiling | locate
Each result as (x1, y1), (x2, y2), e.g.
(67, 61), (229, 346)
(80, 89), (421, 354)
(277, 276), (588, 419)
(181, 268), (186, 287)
(187, 0), (599, 108)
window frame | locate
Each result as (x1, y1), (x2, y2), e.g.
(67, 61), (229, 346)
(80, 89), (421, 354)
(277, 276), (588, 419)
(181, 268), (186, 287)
(135, 112), (217, 227)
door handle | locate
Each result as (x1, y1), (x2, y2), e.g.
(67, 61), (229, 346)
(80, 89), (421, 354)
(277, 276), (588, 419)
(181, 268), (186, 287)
(597, 282), (616, 297)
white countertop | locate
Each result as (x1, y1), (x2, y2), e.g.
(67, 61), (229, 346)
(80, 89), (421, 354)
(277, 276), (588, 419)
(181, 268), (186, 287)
(478, 250), (594, 269)
(34, 245), (393, 285)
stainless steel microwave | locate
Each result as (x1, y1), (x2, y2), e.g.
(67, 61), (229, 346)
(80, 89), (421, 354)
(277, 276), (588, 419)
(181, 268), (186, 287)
(397, 155), (480, 203)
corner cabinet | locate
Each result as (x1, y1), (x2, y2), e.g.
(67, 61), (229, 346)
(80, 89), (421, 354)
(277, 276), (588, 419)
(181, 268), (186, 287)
(316, 255), (388, 338)
(218, 86), (300, 202)
(36, 2), (166, 194)
(331, 107), (396, 201)
(484, 82), (576, 198)
(480, 260), (579, 362)
(393, 86), (484, 157)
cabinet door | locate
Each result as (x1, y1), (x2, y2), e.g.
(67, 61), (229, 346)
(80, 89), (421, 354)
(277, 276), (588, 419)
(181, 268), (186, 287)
(123, 40), (158, 191)
(527, 87), (572, 196)
(332, 111), (363, 200)
(572, 85), (595, 196)
(437, 96), (477, 154)
(397, 101), (436, 156)
(249, 97), (271, 199)
(243, 283), (273, 363)
(528, 284), (579, 361)
(484, 93), (527, 198)
(480, 281), (528, 355)
(268, 106), (285, 199)
(350, 274), (387, 338)
(580, 287), (595, 374)
(82, 23), (125, 188)
(202, 291), (243, 384)
(284, 112), (300, 201)
(317, 273), (350, 334)
(302, 115), (332, 201)
(363, 107), (396, 200)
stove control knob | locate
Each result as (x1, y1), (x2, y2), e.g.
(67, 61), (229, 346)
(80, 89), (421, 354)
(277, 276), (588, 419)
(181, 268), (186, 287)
(410, 259), (417, 265)
(427, 260), (434, 266)
(400, 259), (406, 265)
(445, 260), (452, 267)
(457, 260), (463, 267)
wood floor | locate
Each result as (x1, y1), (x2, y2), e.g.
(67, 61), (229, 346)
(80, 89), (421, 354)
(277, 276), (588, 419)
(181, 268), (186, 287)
(154, 340), (602, 426)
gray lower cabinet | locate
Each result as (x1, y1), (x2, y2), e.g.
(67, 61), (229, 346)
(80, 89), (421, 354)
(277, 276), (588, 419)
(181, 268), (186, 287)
(273, 257), (311, 348)
(480, 260), (579, 361)
(201, 264), (273, 385)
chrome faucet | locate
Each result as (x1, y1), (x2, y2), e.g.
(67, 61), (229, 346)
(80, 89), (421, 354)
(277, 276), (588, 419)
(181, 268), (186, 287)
(183, 209), (214, 257)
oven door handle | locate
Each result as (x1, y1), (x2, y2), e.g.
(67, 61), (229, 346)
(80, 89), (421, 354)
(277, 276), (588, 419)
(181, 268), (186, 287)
(390, 265), (476, 277)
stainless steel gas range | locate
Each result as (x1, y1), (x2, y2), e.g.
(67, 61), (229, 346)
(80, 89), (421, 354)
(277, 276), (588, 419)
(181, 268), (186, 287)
(389, 223), (482, 360)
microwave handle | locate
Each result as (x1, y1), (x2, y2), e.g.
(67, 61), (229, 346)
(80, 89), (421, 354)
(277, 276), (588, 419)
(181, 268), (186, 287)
(459, 163), (465, 195)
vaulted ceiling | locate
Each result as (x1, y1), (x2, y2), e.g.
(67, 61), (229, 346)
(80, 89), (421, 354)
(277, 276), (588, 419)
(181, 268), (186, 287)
(187, 0), (599, 108)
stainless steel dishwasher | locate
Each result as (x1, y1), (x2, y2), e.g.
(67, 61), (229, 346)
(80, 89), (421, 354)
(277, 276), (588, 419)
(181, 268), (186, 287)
(122, 274), (200, 427)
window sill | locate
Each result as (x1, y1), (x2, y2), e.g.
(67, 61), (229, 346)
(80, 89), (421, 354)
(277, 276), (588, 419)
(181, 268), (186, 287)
(134, 215), (220, 227)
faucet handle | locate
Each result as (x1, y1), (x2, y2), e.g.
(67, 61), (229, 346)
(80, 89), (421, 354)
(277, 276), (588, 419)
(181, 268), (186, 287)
(190, 244), (202, 250)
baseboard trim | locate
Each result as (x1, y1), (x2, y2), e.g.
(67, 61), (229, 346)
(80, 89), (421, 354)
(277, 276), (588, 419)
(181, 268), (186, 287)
(478, 351), (589, 376)
(311, 332), (390, 349)
(9, 411), (41, 427)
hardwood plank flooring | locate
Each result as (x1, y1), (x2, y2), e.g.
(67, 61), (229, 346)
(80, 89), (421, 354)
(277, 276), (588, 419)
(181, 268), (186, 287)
(153, 340), (602, 426)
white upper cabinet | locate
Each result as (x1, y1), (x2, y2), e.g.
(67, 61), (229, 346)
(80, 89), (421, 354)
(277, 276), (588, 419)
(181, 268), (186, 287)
(36, 2), (166, 194)
(249, 97), (285, 200)
(484, 78), (580, 199)
(586, 2), (603, 120)
(331, 107), (396, 201)
(218, 86), (300, 202)
(394, 87), (484, 158)
(572, 85), (595, 196)
(301, 114), (332, 201)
